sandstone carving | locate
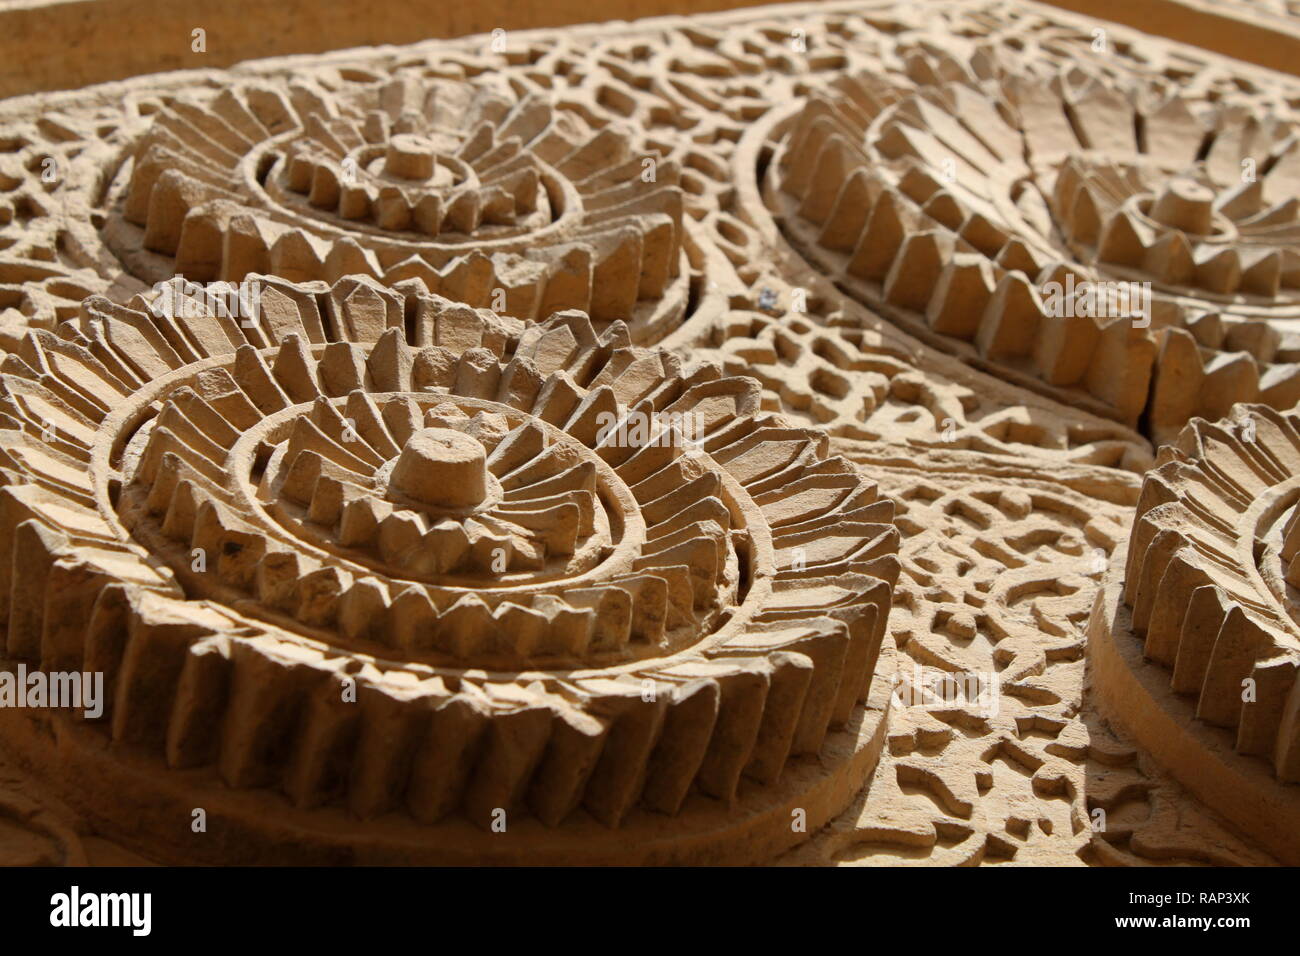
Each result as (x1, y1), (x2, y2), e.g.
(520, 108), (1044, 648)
(772, 51), (1300, 441)
(0, 0), (1298, 868)
(1089, 402), (1300, 862)
(0, 277), (898, 863)
(103, 77), (688, 343)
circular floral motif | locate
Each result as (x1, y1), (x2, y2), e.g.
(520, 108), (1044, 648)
(0, 276), (898, 845)
(1089, 402), (1300, 860)
(99, 74), (689, 343)
(1113, 403), (1300, 762)
(768, 51), (1300, 438)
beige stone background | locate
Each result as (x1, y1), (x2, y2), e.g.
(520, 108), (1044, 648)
(0, 0), (788, 98)
(1, 0), (1298, 99)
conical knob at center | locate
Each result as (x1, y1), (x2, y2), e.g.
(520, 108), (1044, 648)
(388, 428), (487, 510)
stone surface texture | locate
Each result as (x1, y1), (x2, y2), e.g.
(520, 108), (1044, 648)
(0, 0), (1296, 866)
